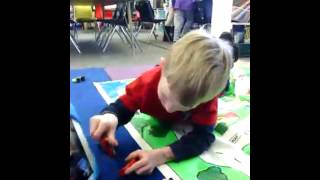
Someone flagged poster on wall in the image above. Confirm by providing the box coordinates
[232,0,250,23]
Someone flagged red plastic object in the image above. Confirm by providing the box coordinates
[95,3,104,19]
[100,139,115,156]
[119,158,138,176]
[105,10,113,19]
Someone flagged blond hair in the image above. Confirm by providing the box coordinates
[163,30,232,107]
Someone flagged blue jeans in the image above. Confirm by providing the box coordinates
[174,9,194,41]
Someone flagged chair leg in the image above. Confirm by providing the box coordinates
[119,26,133,46]
[97,27,107,47]
[134,24,142,38]
[132,31,143,52]
[70,35,81,54]
[153,30,158,40]
[94,22,99,40]
[72,24,78,40]
[99,25,113,47]
[148,23,156,41]
[122,27,143,53]
[115,27,126,44]
[102,26,117,53]
[96,24,107,42]
[101,25,115,50]
[152,23,159,39]
[99,26,111,48]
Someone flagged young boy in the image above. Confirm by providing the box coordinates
[90,30,233,175]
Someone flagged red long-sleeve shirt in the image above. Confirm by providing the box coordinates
[119,65,218,126]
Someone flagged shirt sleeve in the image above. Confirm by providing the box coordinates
[169,124,215,161]
[100,99,136,127]
[168,97,218,160]
[100,76,146,126]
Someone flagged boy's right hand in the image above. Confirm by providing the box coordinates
[90,113,119,146]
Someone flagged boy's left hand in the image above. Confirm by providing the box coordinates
[124,147,174,175]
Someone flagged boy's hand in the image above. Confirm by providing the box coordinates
[90,113,119,146]
[124,147,174,175]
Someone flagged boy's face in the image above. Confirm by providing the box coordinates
[157,57,196,113]
[157,75,191,113]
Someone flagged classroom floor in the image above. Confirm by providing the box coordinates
[70,29,250,79]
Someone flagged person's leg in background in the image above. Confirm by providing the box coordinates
[173,9,185,42]
[165,0,174,26]
[165,8,174,26]
[181,9,194,36]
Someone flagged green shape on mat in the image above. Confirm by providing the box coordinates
[220,106,249,128]
[133,113,171,137]
[242,144,250,155]
[239,95,250,102]
[130,113,249,180]
[143,125,178,148]
[215,122,229,135]
[167,156,212,180]
[131,114,178,148]
[220,96,237,102]
[233,106,250,120]
[213,131,222,137]
[222,77,236,97]
[220,166,250,180]
[168,157,249,180]
[197,166,228,180]
[224,80,235,97]
[149,124,170,137]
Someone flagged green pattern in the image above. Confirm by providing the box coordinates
[130,113,249,180]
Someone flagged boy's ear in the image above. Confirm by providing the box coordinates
[160,57,166,66]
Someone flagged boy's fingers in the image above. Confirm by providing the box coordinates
[136,165,151,175]
[125,159,147,175]
[106,131,118,146]
[93,122,108,140]
[90,117,99,137]
[125,150,140,161]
